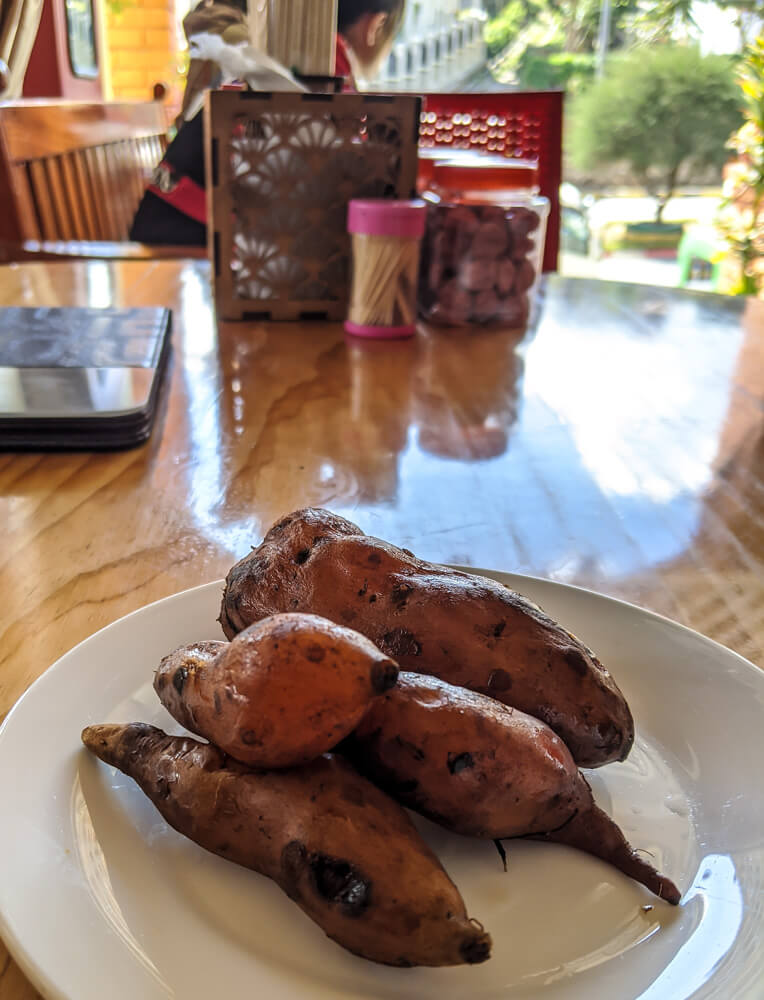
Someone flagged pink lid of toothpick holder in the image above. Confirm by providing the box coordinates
[345,199,426,339]
[347,199,427,240]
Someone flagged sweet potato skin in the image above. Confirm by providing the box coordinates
[343,673,680,904]
[153,614,399,768]
[345,672,586,838]
[81,723,492,967]
[219,508,634,768]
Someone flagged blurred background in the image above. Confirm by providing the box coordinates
[4,0,762,296]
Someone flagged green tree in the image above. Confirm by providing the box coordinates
[633,0,762,47]
[544,0,641,52]
[517,47,596,89]
[631,0,696,42]
[484,0,528,57]
[569,45,744,221]
[485,0,637,85]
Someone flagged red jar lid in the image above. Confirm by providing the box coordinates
[417,148,489,190]
[347,199,427,239]
[432,157,538,192]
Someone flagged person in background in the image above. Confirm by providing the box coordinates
[336,0,405,91]
[129,0,407,246]
[130,0,248,247]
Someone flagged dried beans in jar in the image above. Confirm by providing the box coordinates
[418,157,549,330]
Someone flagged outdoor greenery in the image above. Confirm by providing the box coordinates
[485,0,762,89]
[480,0,762,286]
[633,1,763,46]
[567,46,743,221]
[485,0,527,57]
[716,36,764,295]
[516,46,595,90]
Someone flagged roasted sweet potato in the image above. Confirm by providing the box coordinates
[219,508,634,768]
[343,673,680,904]
[82,723,491,967]
[154,613,398,768]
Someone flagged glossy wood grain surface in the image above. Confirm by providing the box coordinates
[0,259,762,999]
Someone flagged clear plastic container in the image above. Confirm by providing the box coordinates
[418,158,550,330]
[346,199,427,339]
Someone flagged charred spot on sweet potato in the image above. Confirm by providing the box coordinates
[309,854,371,917]
[371,659,399,694]
[391,583,414,609]
[294,548,311,565]
[156,777,172,800]
[240,729,261,746]
[305,644,326,663]
[487,668,512,692]
[473,621,508,644]
[367,552,382,566]
[173,667,188,694]
[597,720,630,758]
[213,691,222,715]
[380,628,421,658]
[564,648,589,677]
[394,735,426,761]
[447,752,474,775]
[280,839,307,900]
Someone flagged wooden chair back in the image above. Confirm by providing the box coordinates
[0,100,168,247]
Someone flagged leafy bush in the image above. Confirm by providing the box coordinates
[517,47,596,91]
[484,1,527,59]
[716,35,764,297]
[569,45,744,220]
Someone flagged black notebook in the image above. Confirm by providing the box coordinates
[0,307,172,451]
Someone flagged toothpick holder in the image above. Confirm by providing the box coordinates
[345,199,426,340]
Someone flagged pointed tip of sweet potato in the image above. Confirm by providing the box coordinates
[543,798,681,905]
[460,924,492,964]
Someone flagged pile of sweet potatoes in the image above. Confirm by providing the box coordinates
[83,508,681,970]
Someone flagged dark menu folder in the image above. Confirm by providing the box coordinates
[0,307,172,450]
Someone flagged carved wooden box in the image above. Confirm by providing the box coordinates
[204,90,421,321]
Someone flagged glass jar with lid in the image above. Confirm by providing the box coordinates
[418,157,550,330]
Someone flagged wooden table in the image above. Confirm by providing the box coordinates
[1,259,762,998]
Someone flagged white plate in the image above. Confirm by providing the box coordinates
[0,572,762,1000]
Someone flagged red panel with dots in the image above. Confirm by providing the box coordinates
[420,92,563,272]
